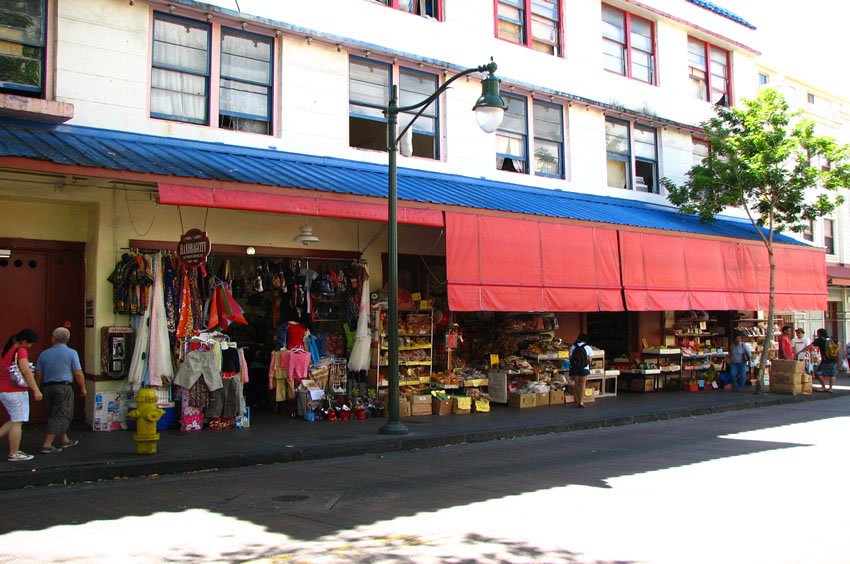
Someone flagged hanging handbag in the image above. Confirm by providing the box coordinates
[7,348,27,388]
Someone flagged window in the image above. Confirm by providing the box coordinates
[495,94,564,178]
[377,0,441,19]
[692,138,709,166]
[687,37,730,105]
[0,0,46,96]
[758,73,769,85]
[606,118,658,193]
[348,57,439,159]
[802,219,814,242]
[601,4,655,84]
[151,14,274,133]
[807,92,815,104]
[824,219,835,254]
[497,0,561,56]
[151,14,210,125]
[219,29,273,134]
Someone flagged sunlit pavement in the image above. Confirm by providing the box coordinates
[0,397,847,563]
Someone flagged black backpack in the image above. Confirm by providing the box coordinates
[569,342,589,376]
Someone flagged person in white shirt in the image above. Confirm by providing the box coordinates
[791,328,812,374]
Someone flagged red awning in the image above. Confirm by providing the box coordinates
[620,231,826,311]
[446,212,624,312]
[827,265,850,286]
[157,183,444,227]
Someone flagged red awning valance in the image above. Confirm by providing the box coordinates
[157,183,444,227]
[446,213,624,312]
[620,231,826,311]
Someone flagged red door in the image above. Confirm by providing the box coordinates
[0,240,85,423]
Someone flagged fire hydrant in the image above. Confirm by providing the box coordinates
[127,388,165,455]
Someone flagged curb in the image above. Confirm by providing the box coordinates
[2,391,836,490]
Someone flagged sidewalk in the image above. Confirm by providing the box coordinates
[1,380,846,490]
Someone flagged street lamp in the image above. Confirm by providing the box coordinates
[378,60,507,435]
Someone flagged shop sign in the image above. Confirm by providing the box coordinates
[177,229,211,268]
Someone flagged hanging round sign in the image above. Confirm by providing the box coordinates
[177,228,211,268]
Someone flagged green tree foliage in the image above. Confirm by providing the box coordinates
[662,88,850,392]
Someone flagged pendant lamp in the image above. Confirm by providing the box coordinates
[293,224,320,245]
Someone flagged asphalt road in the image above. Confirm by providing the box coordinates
[0,396,847,563]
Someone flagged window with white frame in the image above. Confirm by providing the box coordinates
[606,118,658,193]
[802,219,814,242]
[601,4,655,84]
[151,13,274,134]
[0,0,46,97]
[376,0,441,19]
[824,218,835,254]
[496,94,564,178]
[496,0,561,56]
[687,37,731,105]
[348,57,439,159]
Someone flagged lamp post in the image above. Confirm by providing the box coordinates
[377,61,507,435]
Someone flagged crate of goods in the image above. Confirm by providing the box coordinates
[583,388,596,403]
[409,394,432,416]
[473,399,490,413]
[549,389,565,405]
[630,375,654,393]
[507,392,535,409]
[535,392,550,407]
[432,397,452,415]
[452,396,472,414]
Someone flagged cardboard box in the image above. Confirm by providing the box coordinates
[770,382,802,395]
[630,376,654,393]
[535,392,550,407]
[299,379,325,401]
[410,394,431,406]
[549,389,565,405]
[583,388,596,403]
[771,359,805,376]
[507,393,535,409]
[452,396,472,414]
[473,399,490,413]
[802,382,813,394]
[432,398,452,415]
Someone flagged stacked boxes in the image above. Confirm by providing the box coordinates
[770,360,806,395]
[409,394,432,416]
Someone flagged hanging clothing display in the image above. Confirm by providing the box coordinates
[108,253,153,315]
[348,263,371,373]
[148,254,175,387]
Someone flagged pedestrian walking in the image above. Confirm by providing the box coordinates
[728,333,752,390]
[569,334,594,408]
[812,328,838,393]
[0,329,43,462]
[35,327,86,453]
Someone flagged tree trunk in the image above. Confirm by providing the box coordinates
[755,243,776,395]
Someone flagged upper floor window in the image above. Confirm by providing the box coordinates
[497,0,561,56]
[601,4,655,84]
[151,13,273,134]
[802,219,814,242]
[758,72,769,86]
[348,57,440,159]
[687,37,730,106]
[824,218,835,254]
[0,0,46,97]
[606,117,658,193]
[496,93,565,178]
[376,0,441,19]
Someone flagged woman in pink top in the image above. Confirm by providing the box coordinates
[0,329,43,461]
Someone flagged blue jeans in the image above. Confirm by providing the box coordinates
[729,362,748,389]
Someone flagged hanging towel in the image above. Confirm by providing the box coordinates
[347,264,371,372]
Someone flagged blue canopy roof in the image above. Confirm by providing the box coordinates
[0,119,801,245]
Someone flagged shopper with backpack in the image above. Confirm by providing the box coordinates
[812,328,838,393]
[569,334,594,408]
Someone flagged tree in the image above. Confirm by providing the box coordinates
[662,88,850,393]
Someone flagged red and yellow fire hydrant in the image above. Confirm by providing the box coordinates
[127,388,165,455]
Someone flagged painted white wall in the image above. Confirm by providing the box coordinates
[52,0,758,207]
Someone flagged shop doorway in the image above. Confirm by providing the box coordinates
[586,311,634,359]
[0,239,86,423]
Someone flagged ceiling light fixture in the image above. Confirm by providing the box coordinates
[293,224,319,246]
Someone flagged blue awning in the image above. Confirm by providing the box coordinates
[0,118,802,245]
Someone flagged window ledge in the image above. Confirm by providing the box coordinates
[0,94,74,124]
